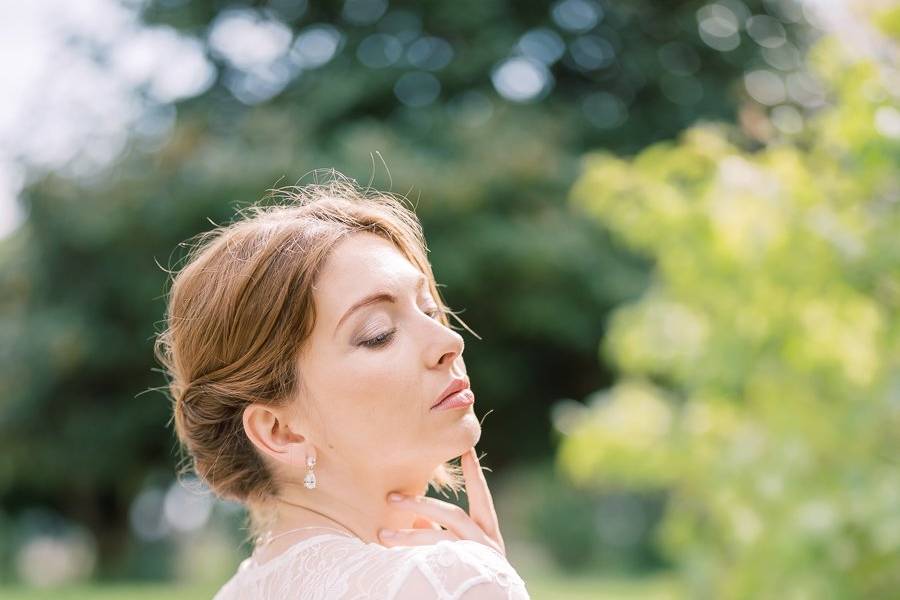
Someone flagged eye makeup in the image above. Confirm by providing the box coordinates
[357,307,441,350]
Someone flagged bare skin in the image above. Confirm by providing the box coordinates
[243,233,504,563]
[379,446,506,557]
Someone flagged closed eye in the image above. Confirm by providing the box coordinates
[359,306,443,349]
[360,329,396,348]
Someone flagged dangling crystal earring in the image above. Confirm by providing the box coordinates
[304,455,317,489]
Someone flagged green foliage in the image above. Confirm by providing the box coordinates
[528,472,602,572]
[519,460,665,575]
[561,7,900,599]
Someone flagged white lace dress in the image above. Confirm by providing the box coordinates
[212,530,531,599]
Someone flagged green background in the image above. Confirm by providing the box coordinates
[1,1,897,598]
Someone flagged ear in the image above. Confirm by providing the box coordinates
[242,402,306,468]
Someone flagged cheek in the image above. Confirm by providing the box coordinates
[347,361,418,409]
[325,347,423,425]
[325,369,423,458]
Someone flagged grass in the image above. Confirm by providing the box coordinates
[0,571,679,600]
[0,584,220,600]
[526,569,680,600]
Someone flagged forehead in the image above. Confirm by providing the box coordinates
[315,232,424,306]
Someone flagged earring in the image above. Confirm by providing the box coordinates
[304,455,317,489]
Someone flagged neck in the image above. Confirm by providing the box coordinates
[267,456,434,546]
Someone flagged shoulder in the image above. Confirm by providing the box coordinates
[384,540,530,600]
[211,535,530,600]
[210,534,360,598]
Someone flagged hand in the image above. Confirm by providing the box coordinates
[379,447,506,557]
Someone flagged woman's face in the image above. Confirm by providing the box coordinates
[295,232,481,476]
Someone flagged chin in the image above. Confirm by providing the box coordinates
[431,412,481,458]
[453,414,482,450]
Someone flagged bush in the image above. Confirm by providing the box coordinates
[525,460,667,574]
[559,5,900,598]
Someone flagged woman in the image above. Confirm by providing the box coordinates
[155,173,530,599]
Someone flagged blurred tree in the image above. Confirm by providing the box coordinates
[0,0,816,576]
[561,4,900,597]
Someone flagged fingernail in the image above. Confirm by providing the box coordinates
[388,493,404,502]
[380,529,395,538]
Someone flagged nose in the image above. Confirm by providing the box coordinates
[430,322,465,370]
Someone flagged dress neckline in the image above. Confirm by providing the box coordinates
[245,532,355,572]
[237,534,514,583]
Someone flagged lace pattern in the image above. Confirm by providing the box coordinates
[213,533,530,599]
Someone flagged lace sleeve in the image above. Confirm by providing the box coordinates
[385,539,530,600]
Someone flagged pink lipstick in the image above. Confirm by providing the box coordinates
[431,388,475,411]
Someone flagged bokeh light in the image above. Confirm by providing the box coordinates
[491,57,554,103]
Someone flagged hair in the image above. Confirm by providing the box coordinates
[153,170,476,544]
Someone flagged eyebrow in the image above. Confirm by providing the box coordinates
[334,272,428,337]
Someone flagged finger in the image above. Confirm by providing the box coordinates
[388,494,484,541]
[379,527,458,547]
[461,447,500,536]
[412,517,441,530]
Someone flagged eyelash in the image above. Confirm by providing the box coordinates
[360,308,442,349]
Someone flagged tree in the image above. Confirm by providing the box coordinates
[561,4,900,597]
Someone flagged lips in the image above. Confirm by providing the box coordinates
[432,376,470,409]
